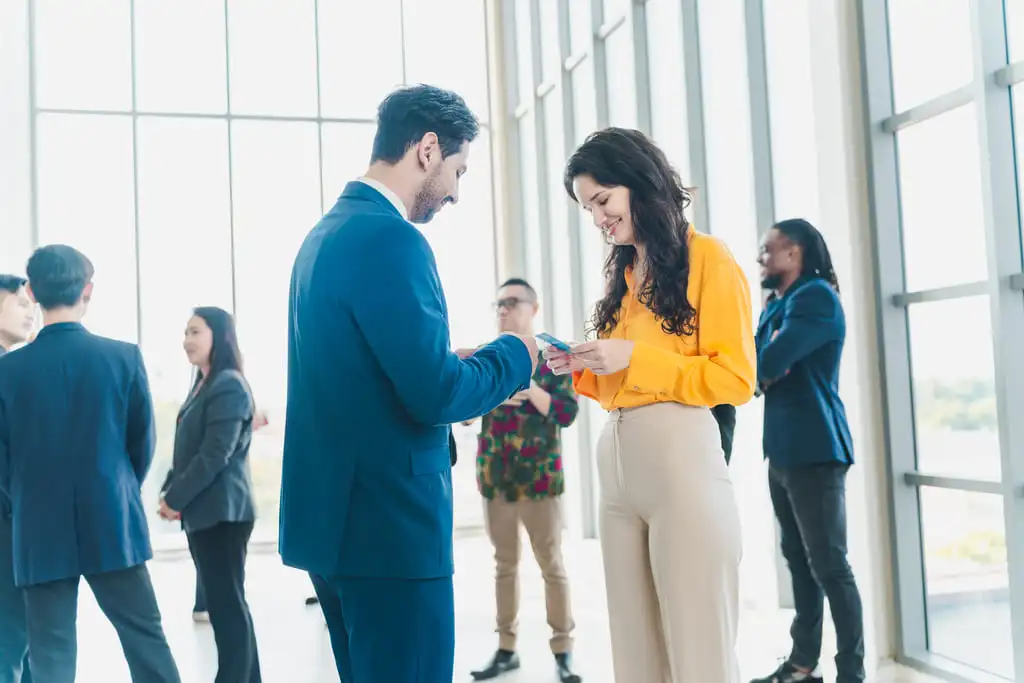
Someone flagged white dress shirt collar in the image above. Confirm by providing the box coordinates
[357,177,408,221]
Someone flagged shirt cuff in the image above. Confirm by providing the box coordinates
[623,341,677,397]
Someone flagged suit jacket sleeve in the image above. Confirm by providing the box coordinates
[350,220,533,426]
[0,390,9,501]
[758,283,841,382]
[163,374,250,512]
[126,346,156,483]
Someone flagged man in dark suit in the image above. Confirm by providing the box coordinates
[0,275,34,683]
[750,219,864,683]
[0,245,179,683]
[280,84,537,683]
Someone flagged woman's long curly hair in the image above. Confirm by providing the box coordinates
[564,128,696,339]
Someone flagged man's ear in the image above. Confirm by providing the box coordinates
[417,132,440,170]
[82,281,94,303]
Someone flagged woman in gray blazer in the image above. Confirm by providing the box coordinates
[159,307,261,683]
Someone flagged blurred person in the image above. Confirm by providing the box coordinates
[712,403,737,464]
[545,128,756,683]
[0,245,179,683]
[750,219,863,683]
[0,275,33,683]
[280,84,537,683]
[160,306,261,683]
[468,278,581,683]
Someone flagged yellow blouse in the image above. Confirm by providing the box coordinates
[573,228,757,410]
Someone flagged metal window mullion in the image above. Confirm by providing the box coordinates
[555,0,597,539]
[679,0,709,233]
[500,0,525,278]
[128,0,144,347]
[527,0,554,334]
[590,0,609,129]
[744,0,774,234]
[972,2,1024,678]
[313,0,325,213]
[27,0,39,252]
[856,0,928,660]
[631,1,651,134]
[223,0,238,317]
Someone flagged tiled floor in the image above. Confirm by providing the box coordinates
[70,535,939,683]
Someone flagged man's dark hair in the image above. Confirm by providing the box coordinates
[498,277,537,302]
[26,244,94,310]
[370,84,480,164]
[0,275,27,298]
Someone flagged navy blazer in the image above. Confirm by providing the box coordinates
[0,322,156,586]
[756,277,853,468]
[162,370,256,533]
[279,181,533,580]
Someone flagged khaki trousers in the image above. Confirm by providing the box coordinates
[484,496,574,654]
[597,402,742,683]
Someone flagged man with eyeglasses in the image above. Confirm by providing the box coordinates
[468,278,582,683]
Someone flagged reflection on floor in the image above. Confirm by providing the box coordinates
[71,535,940,683]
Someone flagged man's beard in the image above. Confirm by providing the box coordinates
[410,172,446,224]
[760,273,783,291]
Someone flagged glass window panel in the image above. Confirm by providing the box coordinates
[764,0,821,226]
[568,0,592,56]
[604,25,637,129]
[231,120,322,536]
[320,122,376,212]
[135,117,234,542]
[602,0,629,22]
[1010,85,1024,242]
[909,296,1000,480]
[227,0,318,117]
[921,487,1011,678]
[887,0,974,112]
[34,0,132,111]
[36,113,138,343]
[571,56,598,146]
[539,0,563,85]
[518,115,546,299]
[134,1,227,114]
[646,0,690,180]
[403,0,491,124]
[1008,0,1024,63]
[896,105,987,291]
[514,0,536,107]
[542,90,575,343]
[417,130,497,530]
[318,0,402,119]
[697,0,758,282]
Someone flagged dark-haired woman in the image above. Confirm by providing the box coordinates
[752,219,863,683]
[159,307,261,683]
[545,128,755,682]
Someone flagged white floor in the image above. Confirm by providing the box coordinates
[69,534,940,683]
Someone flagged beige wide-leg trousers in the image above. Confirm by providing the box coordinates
[597,402,742,683]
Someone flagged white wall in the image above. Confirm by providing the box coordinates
[0,0,34,273]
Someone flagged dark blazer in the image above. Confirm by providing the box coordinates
[0,322,155,586]
[756,277,854,468]
[279,181,533,580]
[161,369,256,533]
[711,404,736,464]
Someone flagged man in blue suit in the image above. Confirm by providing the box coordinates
[280,84,537,683]
[0,275,34,683]
[750,219,864,683]
[0,245,179,683]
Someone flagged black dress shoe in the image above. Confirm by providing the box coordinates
[304,595,319,605]
[555,652,581,683]
[470,650,520,680]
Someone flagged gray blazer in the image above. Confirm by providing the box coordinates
[162,369,256,533]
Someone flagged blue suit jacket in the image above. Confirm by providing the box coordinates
[279,181,533,580]
[0,322,156,586]
[756,277,854,468]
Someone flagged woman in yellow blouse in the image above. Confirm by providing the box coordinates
[545,128,756,683]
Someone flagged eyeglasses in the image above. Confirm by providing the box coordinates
[494,297,531,311]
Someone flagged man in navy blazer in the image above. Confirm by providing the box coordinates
[0,245,179,683]
[751,219,864,683]
[280,84,537,683]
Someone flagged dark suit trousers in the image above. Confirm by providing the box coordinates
[0,518,29,683]
[769,463,865,683]
[188,521,261,683]
[310,572,455,683]
[23,564,179,683]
